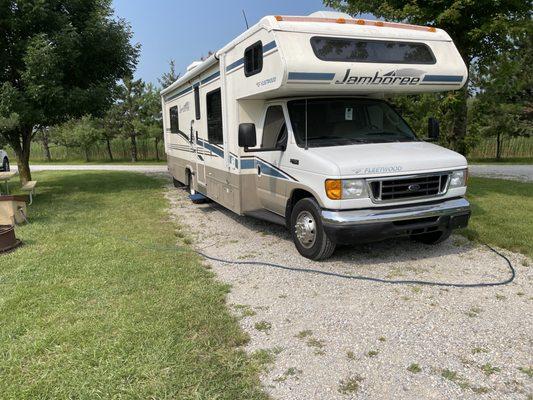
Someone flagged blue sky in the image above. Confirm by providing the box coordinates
[112,0,337,85]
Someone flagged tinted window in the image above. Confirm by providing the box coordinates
[206,89,223,144]
[244,41,263,76]
[311,37,435,64]
[261,105,286,148]
[194,85,200,120]
[287,98,417,148]
[169,106,179,133]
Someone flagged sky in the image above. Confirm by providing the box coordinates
[112,0,338,85]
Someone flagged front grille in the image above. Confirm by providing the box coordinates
[369,173,449,202]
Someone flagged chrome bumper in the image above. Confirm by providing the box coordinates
[321,198,471,227]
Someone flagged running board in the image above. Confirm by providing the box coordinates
[244,209,286,226]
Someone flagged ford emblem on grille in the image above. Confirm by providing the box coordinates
[408,184,421,191]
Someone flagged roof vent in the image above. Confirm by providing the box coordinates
[186,61,202,72]
[308,11,352,19]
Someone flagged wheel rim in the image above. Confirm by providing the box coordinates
[295,211,317,249]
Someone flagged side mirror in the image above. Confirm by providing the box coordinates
[238,123,257,148]
[428,117,440,141]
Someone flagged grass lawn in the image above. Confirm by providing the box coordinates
[0,171,267,399]
[28,159,167,165]
[461,177,533,257]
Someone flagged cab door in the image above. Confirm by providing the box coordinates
[255,104,290,215]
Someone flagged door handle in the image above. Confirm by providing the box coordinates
[257,165,261,176]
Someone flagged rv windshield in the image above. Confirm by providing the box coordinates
[287,98,417,148]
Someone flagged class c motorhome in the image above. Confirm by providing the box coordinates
[160,11,471,260]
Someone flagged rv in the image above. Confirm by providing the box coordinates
[160,11,471,260]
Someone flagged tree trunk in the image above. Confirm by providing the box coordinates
[42,133,52,161]
[496,132,502,160]
[450,86,469,155]
[84,147,90,162]
[154,138,160,161]
[11,127,32,184]
[130,133,138,162]
[105,138,114,161]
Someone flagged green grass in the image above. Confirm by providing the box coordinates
[0,171,266,399]
[29,159,167,165]
[461,177,533,257]
[407,363,422,373]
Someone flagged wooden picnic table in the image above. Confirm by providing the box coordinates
[0,171,18,195]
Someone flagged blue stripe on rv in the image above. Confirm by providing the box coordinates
[422,75,463,82]
[201,71,220,85]
[165,86,192,101]
[194,141,293,181]
[287,72,336,81]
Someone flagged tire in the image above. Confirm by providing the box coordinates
[290,197,336,260]
[2,158,9,172]
[411,229,452,245]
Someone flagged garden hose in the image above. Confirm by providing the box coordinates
[96,232,516,288]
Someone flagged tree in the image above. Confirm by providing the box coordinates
[34,127,53,161]
[158,60,180,89]
[113,77,146,162]
[49,116,103,162]
[138,83,164,161]
[0,0,139,182]
[469,22,532,159]
[324,0,531,155]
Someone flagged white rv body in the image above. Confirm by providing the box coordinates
[161,13,471,259]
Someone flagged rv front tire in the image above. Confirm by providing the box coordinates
[291,198,336,260]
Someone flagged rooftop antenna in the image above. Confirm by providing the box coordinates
[242,9,249,29]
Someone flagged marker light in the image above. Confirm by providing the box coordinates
[325,179,342,200]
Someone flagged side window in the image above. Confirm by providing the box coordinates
[206,89,223,145]
[244,41,263,77]
[169,106,179,133]
[261,105,286,149]
[194,85,200,120]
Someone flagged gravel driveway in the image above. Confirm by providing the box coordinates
[469,165,533,182]
[167,187,532,400]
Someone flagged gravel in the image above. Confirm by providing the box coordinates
[166,186,532,400]
[469,165,533,183]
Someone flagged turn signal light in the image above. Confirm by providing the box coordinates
[325,179,342,200]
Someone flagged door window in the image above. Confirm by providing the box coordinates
[261,105,286,149]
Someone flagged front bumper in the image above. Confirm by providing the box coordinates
[321,197,471,244]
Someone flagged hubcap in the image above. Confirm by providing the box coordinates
[295,211,316,249]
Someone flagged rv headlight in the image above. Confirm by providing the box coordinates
[342,179,367,199]
[326,179,368,200]
[449,169,468,188]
